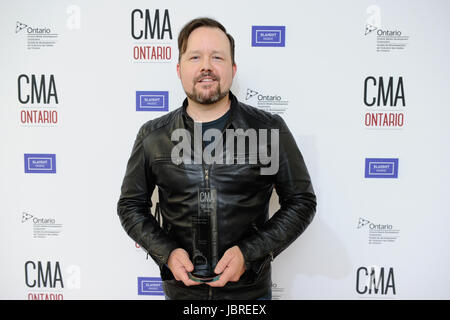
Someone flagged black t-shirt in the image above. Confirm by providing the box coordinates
[198,108,231,148]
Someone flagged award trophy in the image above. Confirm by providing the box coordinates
[188,187,220,283]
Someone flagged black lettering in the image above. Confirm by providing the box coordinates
[161,9,172,40]
[356,267,368,294]
[378,77,393,106]
[53,262,64,288]
[25,261,36,288]
[394,77,405,106]
[364,76,376,106]
[145,9,160,39]
[385,268,396,295]
[131,9,143,39]
[38,261,52,288]
[18,74,29,104]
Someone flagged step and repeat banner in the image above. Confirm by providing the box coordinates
[1,0,449,300]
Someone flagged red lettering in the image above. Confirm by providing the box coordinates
[51,110,58,123]
[28,292,63,300]
[365,112,404,128]
[397,113,404,126]
[21,110,27,123]
[19,109,58,124]
[133,45,171,61]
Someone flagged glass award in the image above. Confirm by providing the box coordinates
[188,187,220,283]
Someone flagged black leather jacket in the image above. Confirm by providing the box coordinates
[117,92,316,299]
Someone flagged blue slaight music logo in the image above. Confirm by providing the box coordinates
[136,91,169,111]
[365,158,399,178]
[252,26,285,47]
[24,154,56,174]
[137,277,164,295]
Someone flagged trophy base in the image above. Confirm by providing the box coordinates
[188,272,220,283]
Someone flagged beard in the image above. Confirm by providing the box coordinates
[185,72,229,105]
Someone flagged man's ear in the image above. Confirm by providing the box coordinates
[177,63,181,79]
[232,63,237,78]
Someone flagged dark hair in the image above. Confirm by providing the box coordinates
[178,17,236,65]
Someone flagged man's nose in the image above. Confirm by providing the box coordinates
[200,57,213,72]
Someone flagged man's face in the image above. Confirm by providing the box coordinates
[177,26,237,105]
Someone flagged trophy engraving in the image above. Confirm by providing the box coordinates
[189,187,219,282]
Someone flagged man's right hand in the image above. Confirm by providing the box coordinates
[167,248,201,286]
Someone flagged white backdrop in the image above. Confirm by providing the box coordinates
[1,0,450,300]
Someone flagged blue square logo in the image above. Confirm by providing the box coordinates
[24,154,56,174]
[136,91,169,111]
[137,277,164,296]
[365,158,399,178]
[252,26,286,47]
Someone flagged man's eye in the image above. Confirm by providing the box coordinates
[190,56,199,60]
[213,56,223,60]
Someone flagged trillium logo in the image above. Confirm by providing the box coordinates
[246,89,258,100]
[357,217,371,229]
[365,24,377,35]
[16,21,28,33]
[22,212,34,223]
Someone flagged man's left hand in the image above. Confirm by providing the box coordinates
[207,245,246,287]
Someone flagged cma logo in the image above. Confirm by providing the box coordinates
[356,266,396,296]
[364,76,405,107]
[18,74,58,105]
[25,261,80,289]
[131,9,172,40]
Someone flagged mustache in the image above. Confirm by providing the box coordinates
[194,72,219,82]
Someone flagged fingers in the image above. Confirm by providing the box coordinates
[178,269,201,286]
[168,246,246,288]
[214,250,233,275]
[176,250,194,273]
[167,248,199,286]
[207,267,232,287]
[208,246,246,287]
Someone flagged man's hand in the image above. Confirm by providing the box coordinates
[207,245,246,287]
[167,248,201,286]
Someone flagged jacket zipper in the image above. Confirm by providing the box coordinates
[201,110,233,301]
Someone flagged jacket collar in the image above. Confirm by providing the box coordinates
[181,91,250,131]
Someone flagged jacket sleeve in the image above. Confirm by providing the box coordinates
[117,125,179,267]
[238,115,317,273]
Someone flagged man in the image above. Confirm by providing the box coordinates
[117,17,316,300]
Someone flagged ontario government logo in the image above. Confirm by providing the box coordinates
[251,26,285,47]
[357,217,400,245]
[364,5,409,53]
[363,76,406,130]
[22,211,63,239]
[15,21,59,49]
[136,91,169,111]
[131,9,173,63]
[245,88,289,115]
